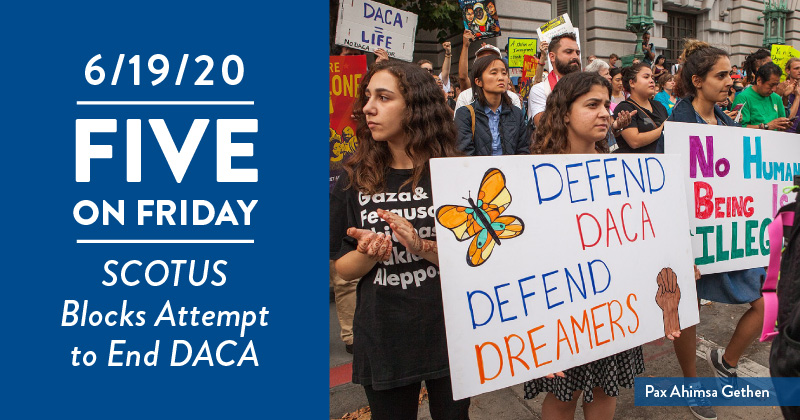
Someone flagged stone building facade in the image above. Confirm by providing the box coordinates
[413,0,800,77]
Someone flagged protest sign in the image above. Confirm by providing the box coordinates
[536,14,574,45]
[665,122,800,274]
[334,0,418,62]
[536,15,580,72]
[431,154,698,399]
[459,0,501,40]
[521,55,538,81]
[518,56,537,112]
[330,55,367,191]
[508,38,537,68]
[771,44,800,82]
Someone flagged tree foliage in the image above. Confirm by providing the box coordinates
[330,0,463,53]
[382,0,463,41]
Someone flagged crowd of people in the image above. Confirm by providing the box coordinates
[330,31,800,420]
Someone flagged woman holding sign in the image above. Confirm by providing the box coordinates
[330,61,470,420]
[668,39,767,420]
[526,72,680,419]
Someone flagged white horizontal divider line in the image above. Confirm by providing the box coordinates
[76,101,254,105]
[77,239,254,244]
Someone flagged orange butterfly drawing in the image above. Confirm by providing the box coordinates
[436,168,525,267]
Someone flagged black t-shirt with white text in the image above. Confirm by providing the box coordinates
[330,168,450,390]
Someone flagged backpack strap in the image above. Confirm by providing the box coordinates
[762,210,795,342]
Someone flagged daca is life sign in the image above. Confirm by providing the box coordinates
[430,155,698,399]
[334,0,418,62]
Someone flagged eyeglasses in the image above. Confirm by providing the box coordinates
[424,68,434,74]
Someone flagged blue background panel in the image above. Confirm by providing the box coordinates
[0,2,328,418]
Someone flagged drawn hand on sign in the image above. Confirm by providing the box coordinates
[377,209,436,255]
[655,267,682,340]
[347,227,392,262]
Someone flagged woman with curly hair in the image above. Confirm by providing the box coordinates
[527,72,680,419]
[330,61,470,419]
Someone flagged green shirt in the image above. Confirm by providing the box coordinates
[732,86,786,127]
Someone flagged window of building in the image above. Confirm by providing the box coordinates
[552,0,581,28]
[664,11,697,65]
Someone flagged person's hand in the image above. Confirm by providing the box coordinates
[768,117,792,130]
[778,79,795,97]
[723,109,739,120]
[374,48,389,63]
[655,267,682,340]
[694,265,701,281]
[612,110,637,130]
[347,227,392,261]
[377,209,435,255]
[539,41,549,54]
[545,371,566,379]
[463,30,475,48]
[442,41,451,55]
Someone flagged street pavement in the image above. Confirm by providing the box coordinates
[330,300,782,419]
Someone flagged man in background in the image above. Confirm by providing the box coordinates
[527,32,581,125]
[641,32,655,66]
[609,53,620,68]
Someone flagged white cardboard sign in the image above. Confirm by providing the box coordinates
[334,0,418,62]
[430,154,698,399]
[664,121,800,274]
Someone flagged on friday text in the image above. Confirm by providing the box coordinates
[73,199,257,226]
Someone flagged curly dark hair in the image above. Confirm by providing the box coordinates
[345,61,459,194]
[673,39,728,98]
[743,48,771,85]
[532,72,611,154]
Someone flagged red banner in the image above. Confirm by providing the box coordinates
[520,55,538,83]
[330,55,368,191]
